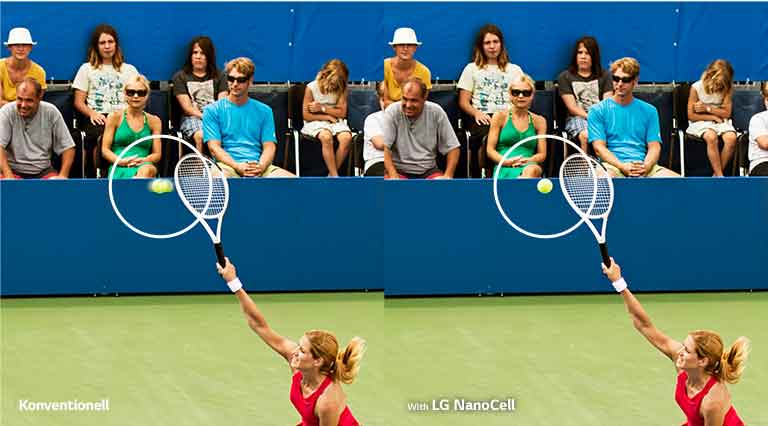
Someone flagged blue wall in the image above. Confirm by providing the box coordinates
[1,179,766,296]
[2,2,767,83]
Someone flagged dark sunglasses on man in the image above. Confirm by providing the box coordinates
[227,75,251,84]
[612,75,635,84]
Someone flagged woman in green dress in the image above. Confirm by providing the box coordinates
[101,74,162,178]
[486,73,547,178]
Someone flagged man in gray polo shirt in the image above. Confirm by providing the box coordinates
[382,77,460,179]
[0,77,74,179]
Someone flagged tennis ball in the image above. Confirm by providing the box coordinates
[149,179,164,194]
[160,179,174,193]
[537,178,553,194]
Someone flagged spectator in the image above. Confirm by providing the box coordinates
[558,36,613,152]
[0,77,74,179]
[362,81,394,176]
[382,77,460,179]
[203,57,294,178]
[686,59,738,176]
[383,28,431,102]
[101,75,162,179]
[0,27,47,107]
[458,24,524,178]
[73,24,139,178]
[748,82,768,176]
[172,36,228,153]
[301,59,353,177]
[486,74,547,178]
[588,57,678,178]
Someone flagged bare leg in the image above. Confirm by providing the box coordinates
[702,130,723,176]
[317,130,338,177]
[193,131,204,153]
[134,164,157,178]
[578,130,588,153]
[520,164,543,178]
[335,132,352,175]
[720,131,737,174]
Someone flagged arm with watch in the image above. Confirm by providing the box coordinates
[302,86,340,123]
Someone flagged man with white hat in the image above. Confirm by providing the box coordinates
[383,27,431,102]
[1,27,47,106]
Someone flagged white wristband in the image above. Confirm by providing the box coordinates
[612,278,628,293]
[227,278,243,293]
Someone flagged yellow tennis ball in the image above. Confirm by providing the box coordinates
[149,179,164,194]
[537,178,553,194]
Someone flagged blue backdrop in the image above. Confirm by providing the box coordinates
[1,178,766,296]
[2,2,767,83]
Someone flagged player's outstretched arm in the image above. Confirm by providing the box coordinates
[217,258,298,363]
[602,258,682,362]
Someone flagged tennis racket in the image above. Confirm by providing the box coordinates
[559,153,615,266]
[174,153,230,267]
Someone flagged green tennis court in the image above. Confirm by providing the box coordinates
[2,291,765,425]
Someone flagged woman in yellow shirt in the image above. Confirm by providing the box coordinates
[383,27,431,102]
[0,27,47,106]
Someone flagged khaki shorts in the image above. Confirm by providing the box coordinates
[217,162,285,178]
[602,162,668,177]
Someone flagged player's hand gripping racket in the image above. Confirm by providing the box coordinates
[559,154,615,266]
[174,153,230,267]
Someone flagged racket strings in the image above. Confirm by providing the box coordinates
[177,156,214,214]
[561,157,612,217]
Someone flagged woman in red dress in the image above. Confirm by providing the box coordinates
[602,257,750,426]
[217,258,365,425]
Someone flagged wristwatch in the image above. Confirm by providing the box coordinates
[706,106,711,113]
[321,106,326,113]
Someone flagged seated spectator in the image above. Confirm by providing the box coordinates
[383,28,432,102]
[748,81,768,176]
[686,59,738,176]
[101,75,162,179]
[458,24,524,178]
[486,74,547,179]
[301,59,353,177]
[588,57,679,178]
[203,57,294,178]
[362,81,394,176]
[73,24,138,177]
[0,77,74,179]
[172,36,228,153]
[382,77,460,179]
[1,27,47,107]
[558,36,613,152]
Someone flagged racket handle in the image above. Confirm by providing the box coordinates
[214,242,226,268]
[599,243,611,267]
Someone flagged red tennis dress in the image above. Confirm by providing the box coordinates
[290,371,359,426]
[675,371,743,426]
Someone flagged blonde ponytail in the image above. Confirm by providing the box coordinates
[334,337,366,385]
[720,336,750,384]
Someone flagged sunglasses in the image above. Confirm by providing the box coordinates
[125,89,148,97]
[510,89,533,98]
[227,75,251,84]
[612,75,635,84]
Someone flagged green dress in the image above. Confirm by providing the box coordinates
[494,111,538,179]
[109,111,152,179]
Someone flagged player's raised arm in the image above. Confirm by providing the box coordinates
[217,257,298,363]
[602,258,683,362]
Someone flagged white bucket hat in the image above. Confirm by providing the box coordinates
[388,27,421,46]
[4,27,37,46]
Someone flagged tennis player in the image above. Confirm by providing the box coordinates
[217,257,365,426]
[602,257,750,426]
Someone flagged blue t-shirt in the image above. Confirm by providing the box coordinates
[202,98,276,163]
[587,98,661,163]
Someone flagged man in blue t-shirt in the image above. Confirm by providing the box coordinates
[203,57,294,178]
[588,57,678,178]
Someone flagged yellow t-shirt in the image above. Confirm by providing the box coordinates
[383,58,432,101]
[0,58,48,102]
